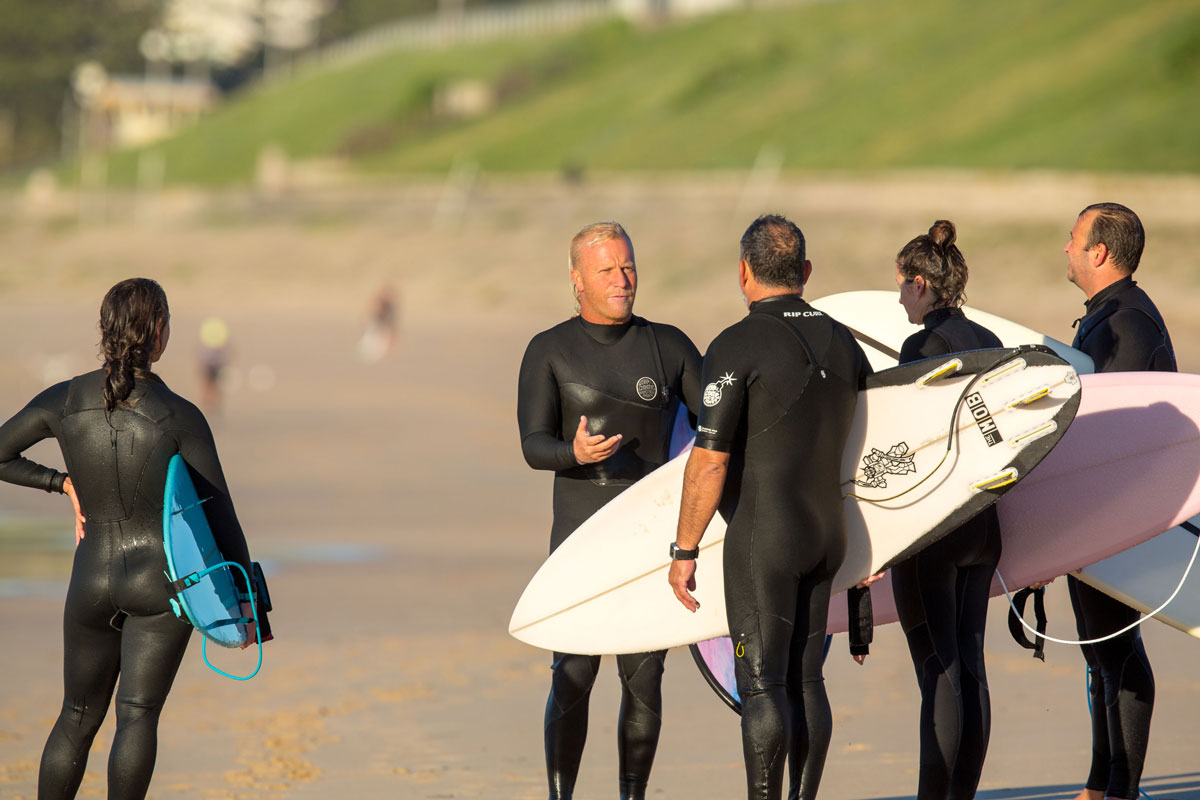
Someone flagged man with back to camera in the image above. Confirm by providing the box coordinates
[668,214,871,800]
[1063,203,1175,800]
[517,221,703,800]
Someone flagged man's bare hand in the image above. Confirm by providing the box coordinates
[573,416,622,464]
[63,477,86,546]
[857,571,885,589]
[239,602,258,650]
[669,558,700,612]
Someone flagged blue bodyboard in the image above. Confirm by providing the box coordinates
[162,454,248,648]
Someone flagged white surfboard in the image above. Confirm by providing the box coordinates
[811,290,1200,640]
[510,346,1080,654]
[810,290,1096,375]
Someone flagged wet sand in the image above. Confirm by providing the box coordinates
[1,172,1198,799]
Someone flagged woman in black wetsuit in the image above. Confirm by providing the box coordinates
[0,278,255,800]
[891,221,1002,800]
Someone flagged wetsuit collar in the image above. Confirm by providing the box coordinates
[1084,275,1135,312]
[748,293,806,312]
[577,314,636,345]
[921,306,964,329]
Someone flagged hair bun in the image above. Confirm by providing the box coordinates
[928,219,956,249]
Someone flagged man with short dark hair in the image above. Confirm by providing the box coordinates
[518,221,702,800]
[668,214,870,800]
[1064,201,1175,800]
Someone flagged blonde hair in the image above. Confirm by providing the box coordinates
[568,221,633,314]
[568,221,632,273]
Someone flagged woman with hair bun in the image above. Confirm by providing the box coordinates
[891,221,1003,800]
[0,278,255,800]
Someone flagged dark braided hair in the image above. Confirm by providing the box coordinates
[99,278,169,412]
[896,220,969,308]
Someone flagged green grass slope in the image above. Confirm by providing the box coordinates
[103,0,1200,185]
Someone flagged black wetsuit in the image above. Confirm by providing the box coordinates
[693,295,869,800]
[891,306,1003,800]
[517,315,702,800]
[0,369,251,800]
[1068,275,1174,800]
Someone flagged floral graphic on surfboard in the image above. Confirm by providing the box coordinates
[854,442,916,489]
[703,373,736,407]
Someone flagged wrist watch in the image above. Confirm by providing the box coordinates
[669,542,699,560]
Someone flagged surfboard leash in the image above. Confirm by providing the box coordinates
[996,524,1200,647]
[201,560,264,680]
[170,560,264,681]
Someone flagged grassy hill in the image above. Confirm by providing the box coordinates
[101,0,1200,185]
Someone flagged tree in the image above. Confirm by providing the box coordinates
[0,0,158,167]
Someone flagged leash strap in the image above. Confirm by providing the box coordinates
[1007,585,1048,660]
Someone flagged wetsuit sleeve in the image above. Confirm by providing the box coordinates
[855,339,874,389]
[0,383,69,494]
[680,337,703,419]
[517,335,577,471]
[657,324,704,418]
[1082,308,1174,373]
[898,329,950,365]
[694,327,748,453]
[173,406,253,592]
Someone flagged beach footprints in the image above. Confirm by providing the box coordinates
[222,708,332,795]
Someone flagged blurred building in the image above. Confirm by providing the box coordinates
[88,76,218,149]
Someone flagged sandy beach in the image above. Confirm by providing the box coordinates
[1,172,1198,799]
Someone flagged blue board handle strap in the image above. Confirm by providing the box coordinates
[202,617,254,630]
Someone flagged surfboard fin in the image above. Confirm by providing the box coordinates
[1011,421,1058,446]
[1009,386,1052,407]
[979,358,1027,385]
[973,468,1019,492]
[918,358,962,385]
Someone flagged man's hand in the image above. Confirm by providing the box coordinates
[239,602,258,650]
[857,571,885,589]
[573,415,622,464]
[63,477,86,546]
[669,558,700,612]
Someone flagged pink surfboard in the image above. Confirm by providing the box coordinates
[695,371,1200,712]
[826,371,1200,632]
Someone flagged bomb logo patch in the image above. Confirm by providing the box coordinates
[703,373,737,407]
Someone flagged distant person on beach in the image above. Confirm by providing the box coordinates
[1063,203,1174,800]
[889,220,1003,800]
[517,221,702,800]
[358,284,400,363]
[0,278,257,800]
[198,315,231,412]
[668,214,870,800]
